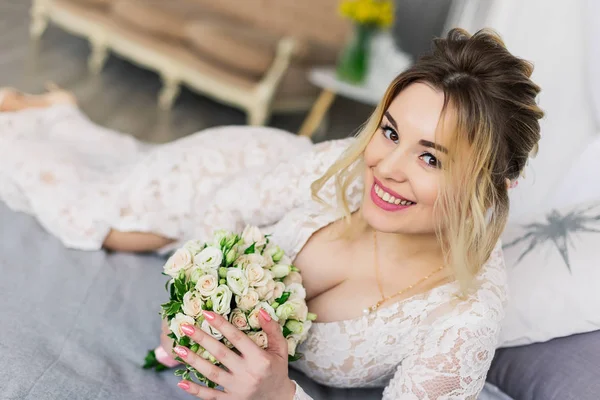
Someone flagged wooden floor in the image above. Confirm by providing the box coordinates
[0,0,372,143]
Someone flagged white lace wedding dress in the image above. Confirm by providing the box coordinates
[0,104,507,399]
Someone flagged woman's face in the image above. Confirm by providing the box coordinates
[362,82,455,235]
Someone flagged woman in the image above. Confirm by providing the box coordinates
[0,29,542,399]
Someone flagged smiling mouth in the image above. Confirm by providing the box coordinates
[370,179,416,212]
[373,184,416,206]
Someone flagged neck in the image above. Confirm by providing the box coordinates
[349,213,444,265]
[375,230,443,264]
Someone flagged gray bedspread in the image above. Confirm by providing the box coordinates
[0,202,511,400]
[0,202,385,399]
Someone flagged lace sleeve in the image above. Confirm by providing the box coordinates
[191,139,351,242]
[382,316,500,399]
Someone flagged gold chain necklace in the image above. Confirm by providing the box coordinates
[363,231,446,316]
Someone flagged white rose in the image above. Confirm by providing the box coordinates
[229,308,250,331]
[226,269,249,296]
[252,269,273,288]
[211,285,233,315]
[235,254,267,270]
[241,225,267,251]
[286,335,300,356]
[283,271,303,286]
[194,247,223,270]
[247,331,268,349]
[300,320,312,341]
[275,302,295,321]
[288,298,309,321]
[264,244,285,263]
[286,282,307,300]
[256,278,276,301]
[270,282,286,302]
[201,319,223,340]
[182,291,204,317]
[183,239,205,255]
[271,264,291,279]
[169,313,195,340]
[248,302,278,329]
[245,264,265,286]
[163,248,194,278]
[195,270,219,297]
[236,289,260,312]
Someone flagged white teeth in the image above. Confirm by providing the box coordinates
[374,183,415,206]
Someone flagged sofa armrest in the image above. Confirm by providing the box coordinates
[255,37,297,103]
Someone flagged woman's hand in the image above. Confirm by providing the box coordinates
[173,309,296,400]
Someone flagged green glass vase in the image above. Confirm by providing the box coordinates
[336,24,373,84]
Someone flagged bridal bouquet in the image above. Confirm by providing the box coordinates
[143,226,315,387]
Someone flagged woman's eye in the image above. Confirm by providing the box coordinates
[382,127,399,143]
[421,153,441,168]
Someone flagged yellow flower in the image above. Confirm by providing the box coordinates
[339,0,394,28]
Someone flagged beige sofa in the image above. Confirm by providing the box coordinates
[30,0,350,125]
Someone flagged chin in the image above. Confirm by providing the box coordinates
[360,193,436,235]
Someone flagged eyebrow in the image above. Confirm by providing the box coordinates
[419,140,448,154]
[384,111,448,154]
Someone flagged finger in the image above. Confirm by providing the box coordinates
[258,308,288,359]
[180,323,243,372]
[202,311,262,358]
[177,380,224,400]
[173,345,233,389]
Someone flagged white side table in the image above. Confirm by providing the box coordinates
[298,32,413,138]
[297,68,382,138]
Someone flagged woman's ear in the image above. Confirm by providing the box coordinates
[506,178,518,190]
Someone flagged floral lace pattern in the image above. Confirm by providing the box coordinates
[0,106,508,399]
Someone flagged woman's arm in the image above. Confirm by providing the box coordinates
[382,314,501,399]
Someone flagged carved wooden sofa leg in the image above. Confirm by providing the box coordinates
[159,74,181,110]
[30,0,50,40]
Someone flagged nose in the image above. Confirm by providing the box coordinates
[376,146,409,183]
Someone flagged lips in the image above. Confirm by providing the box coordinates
[370,177,416,212]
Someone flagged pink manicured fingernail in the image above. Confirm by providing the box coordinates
[173,346,188,358]
[259,308,272,322]
[203,310,216,320]
[178,381,190,390]
[181,324,195,336]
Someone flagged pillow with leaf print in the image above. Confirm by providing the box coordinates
[498,199,600,347]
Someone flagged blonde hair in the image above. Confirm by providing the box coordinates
[311,28,544,292]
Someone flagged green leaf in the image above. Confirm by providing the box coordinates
[190,343,200,353]
[275,291,290,305]
[173,276,187,299]
[207,380,217,389]
[174,369,186,377]
[169,280,175,298]
[193,370,205,381]
[142,350,172,372]
[282,326,292,337]
[161,301,182,318]
[142,349,158,369]
[179,336,191,347]
[167,332,177,340]
[182,371,191,381]
[288,352,303,362]
[244,243,256,254]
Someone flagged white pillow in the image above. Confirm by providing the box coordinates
[499,199,600,347]
[549,135,600,209]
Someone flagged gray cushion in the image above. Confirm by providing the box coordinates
[0,201,382,399]
[488,331,600,400]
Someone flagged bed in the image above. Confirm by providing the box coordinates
[0,200,526,399]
